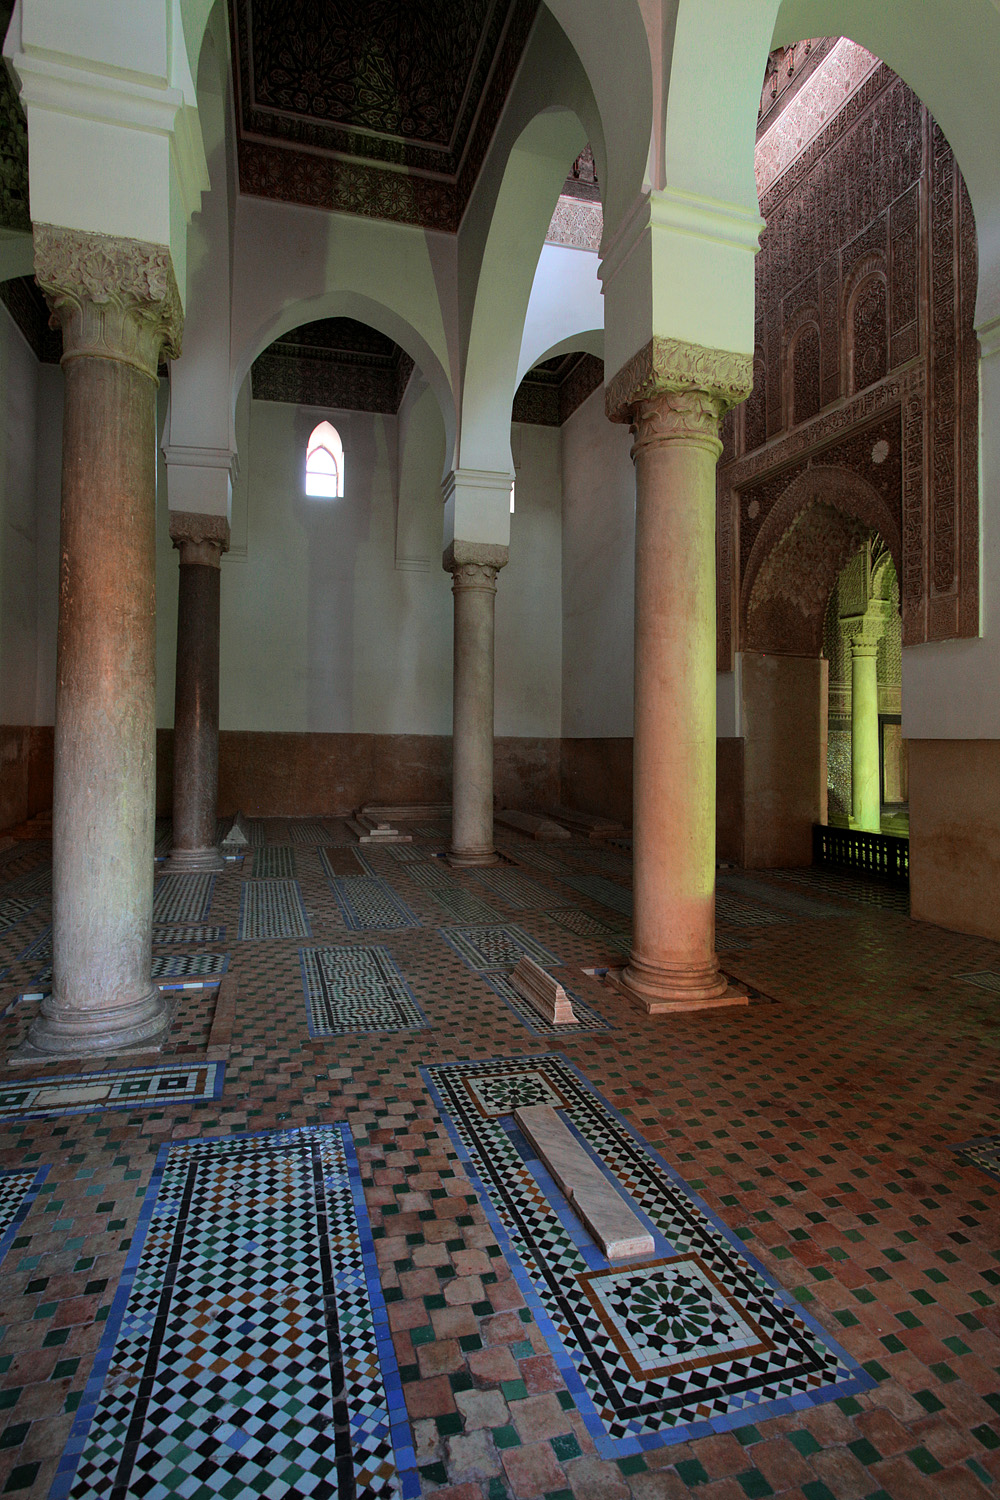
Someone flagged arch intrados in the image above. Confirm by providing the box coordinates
[740,464,902,634]
[232,292,457,473]
[842,253,887,312]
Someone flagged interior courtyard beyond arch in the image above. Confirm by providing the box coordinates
[0,4,997,1498]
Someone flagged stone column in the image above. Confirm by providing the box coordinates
[444,541,508,866]
[606,338,752,1013]
[165,512,229,872]
[850,640,881,832]
[26,225,182,1058]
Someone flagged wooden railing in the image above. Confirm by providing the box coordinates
[812,824,909,885]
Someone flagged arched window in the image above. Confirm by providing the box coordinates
[305,421,344,497]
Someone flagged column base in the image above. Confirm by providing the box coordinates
[17,984,172,1061]
[447,848,500,868]
[164,845,226,873]
[605,959,749,1015]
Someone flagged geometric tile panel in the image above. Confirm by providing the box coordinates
[150,952,229,980]
[556,873,633,917]
[330,877,420,932]
[50,1124,417,1500]
[545,908,631,955]
[238,879,311,940]
[423,1054,873,1455]
[0,1062,225,1122]
[469,867,552,909]
[16,925,51,965]
[0,895,37,933]
[482,971,613,1035]
[251,845,296,878]
[715,894,788,928]
[152,874,215,924]
[299,945,428,1037]
[950,1134,1000,1182]
[405,866,500,923]
[717,874,847,920]
[288,819,333,843]
[502,845,571,876]
[5,865,52,900]
[438,924,561,973]
[152,925,226,945]
[0,1166,49,1267]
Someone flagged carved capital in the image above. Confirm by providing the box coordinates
[33,224,183,379]
[844,597,893,651]
[629,389,725,462]
[442,540,509,580]
[606,335,753,424]
[169,510,230,568]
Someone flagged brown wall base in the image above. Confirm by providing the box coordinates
[741,652,828,867]
[559,738,633,826]
[156,730,561,819]
[716,738,744,865]
[909,739,1000,942]
[0,726,54,830]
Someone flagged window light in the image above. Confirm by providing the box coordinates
[305,420,344,498]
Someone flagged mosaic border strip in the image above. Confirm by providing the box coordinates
[0,1062,225,1122]
[152,925,226,945]
[150,952,229,980]
[422,1053,873,1457]
[481,971,614,1036]
[953,970,1000,994]
[950,1133,1000,1183]
[50,1123,419,1500]
[0,1166,49,1267]
[299,945,429,1038]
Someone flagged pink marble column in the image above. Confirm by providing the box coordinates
[25,226,182,1058]
[166,513,229,873]
[445,542,508,866]
[606,339,752,1013]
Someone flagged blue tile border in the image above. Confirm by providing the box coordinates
[421,1051,874,1458]
[0,1166,49,1267]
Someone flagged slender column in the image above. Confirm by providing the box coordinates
[445,541,507,866]
[26,225,182,1057]
[165,513,229,872]
[606,337,752,1013]
[850,641,881,831]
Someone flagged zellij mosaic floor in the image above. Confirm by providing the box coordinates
[0,818,996,1500]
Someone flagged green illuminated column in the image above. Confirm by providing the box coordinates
[850,639,881,832]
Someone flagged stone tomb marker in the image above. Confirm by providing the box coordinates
[514,1102,654,1261]
[510,956,577,1025]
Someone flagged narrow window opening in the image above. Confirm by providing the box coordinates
[305,420,344,498]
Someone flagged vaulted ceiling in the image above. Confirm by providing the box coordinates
[229,0,541,231]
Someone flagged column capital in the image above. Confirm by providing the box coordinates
[628,389,726,462]
[169,510,230,568]
[33,224,183,378]
[443,539,509,588]
[844,597,893,651]
[606,334,753,424]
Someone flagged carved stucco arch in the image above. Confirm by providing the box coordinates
[842,253,889,396]
[783,306,821,427]
[740,464,902,655]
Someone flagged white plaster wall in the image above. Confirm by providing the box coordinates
[497,423,563,737]
[560,385,635,736]
[0,303,39,724]
[158,388,562,736]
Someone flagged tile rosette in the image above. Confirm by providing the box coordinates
[423,1053,873,1452]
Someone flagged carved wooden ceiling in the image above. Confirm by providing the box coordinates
[251,317,416,412]
[230,0,540,231]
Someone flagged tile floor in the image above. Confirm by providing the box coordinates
[0,822,996,1499]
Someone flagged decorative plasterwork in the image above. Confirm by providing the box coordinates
[544,195,602,252]
[606,336,753,424]
[230,0,540,231]
[168,510,231,568]
[757,39,837,139]
[513,352,603,426]
[33,224,182,376]
[251,317,415,413]
[630,391,725,457]
[755,39,881,198]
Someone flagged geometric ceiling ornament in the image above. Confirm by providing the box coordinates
[251,316,416,413]
[230,0,540,231]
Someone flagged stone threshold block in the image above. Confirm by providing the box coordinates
[347,811,412,844]
[495,809,570,840]
[514,1103,654,1260]
[545,806,626,839]
[603,966,749,1014]
[360,802,450,823]
[510,956,577,1025]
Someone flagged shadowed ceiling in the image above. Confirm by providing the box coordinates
[230,0,540,230]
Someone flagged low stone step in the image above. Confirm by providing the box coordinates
[495,810,570,841]
[545,806,626,838]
